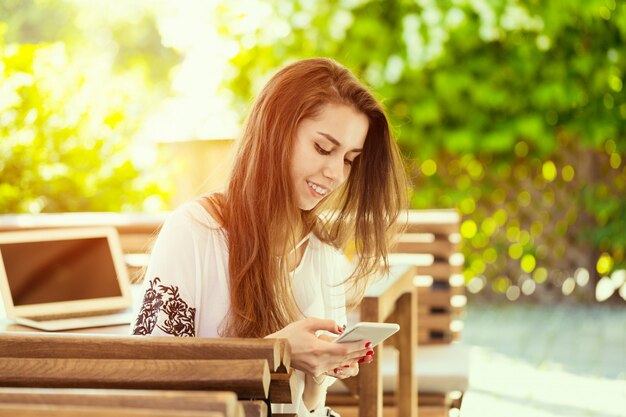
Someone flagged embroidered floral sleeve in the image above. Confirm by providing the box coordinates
[132,277,197,337]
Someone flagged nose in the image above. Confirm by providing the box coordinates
[322,154,346,185]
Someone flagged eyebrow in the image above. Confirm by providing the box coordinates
[316,131,363,153]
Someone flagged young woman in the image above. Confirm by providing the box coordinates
[131,58,407,416]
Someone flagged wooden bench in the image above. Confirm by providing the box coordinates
[0,334,290,416]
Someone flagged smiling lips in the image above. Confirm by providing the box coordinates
[307,180,329,197]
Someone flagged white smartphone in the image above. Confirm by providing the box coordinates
[333,322,400,348]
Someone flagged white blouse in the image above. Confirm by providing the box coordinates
[130,201,350,416]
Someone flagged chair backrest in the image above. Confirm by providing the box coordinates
[391,209,465,345]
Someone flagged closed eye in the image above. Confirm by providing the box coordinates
[315,143,331,155]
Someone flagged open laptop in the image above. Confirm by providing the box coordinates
[0,227,133,331]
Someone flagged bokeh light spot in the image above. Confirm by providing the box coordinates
[481,217,497,236]
[561,165,575,182]
[608,75,623,92]
[533,267,548,284]
[460,197,476,214]
[610,152,622,169]
[575,268,590,286]
[421,159,437,176]
[494,209,507,225]
[611,269,626,288]
[596,276,615,302]
[467,276,486,294]
[530,221,543,237]
[519,230,531,245]
[471,232,489,248]
[467,159,484,179]
[471,258,486,274]
[483,247,498,263]
[506,285,521,301]
[521,278,536,295]
[506,225,520,242]
[493,276,511,293]
[461,219,477,239]
[508,243,523,259]
[514,141,528,157]
[542,160,557,182]
[596,253,613,275]
[562,277,576,295]
[520,254,536,272]
[604,139,616,154]
[517,191,531,207]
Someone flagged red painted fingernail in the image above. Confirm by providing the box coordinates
[366,350,374,355]
[337,326,343,333]
[358,357,365,364]
[334,368,340,373]
[344,365,350,368]
[365,341,371,348]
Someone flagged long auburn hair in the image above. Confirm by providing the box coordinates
[217,58,408,337]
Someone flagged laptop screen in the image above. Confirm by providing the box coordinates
[0,236,123,306]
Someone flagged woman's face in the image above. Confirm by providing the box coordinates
[290,103,369,211]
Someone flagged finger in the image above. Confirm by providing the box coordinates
[343,347,371,361]
[336,340,371,354]
[357,354,375,365]
[333,364,359,379]
[304,317,343,334]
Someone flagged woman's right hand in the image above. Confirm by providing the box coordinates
[266,317,370,376]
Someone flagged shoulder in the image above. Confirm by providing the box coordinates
[165,200,224,234]
[152,200,227,254]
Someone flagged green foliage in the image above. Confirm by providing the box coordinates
[0,1,177,213]
[220,0,626,297]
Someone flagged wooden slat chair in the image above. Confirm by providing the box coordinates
[0,334,293,411]
[0,388,248,417]
[326,264,418,417]
[328,210,470,417]
[392,210,466,345]
[388,209,470,417]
